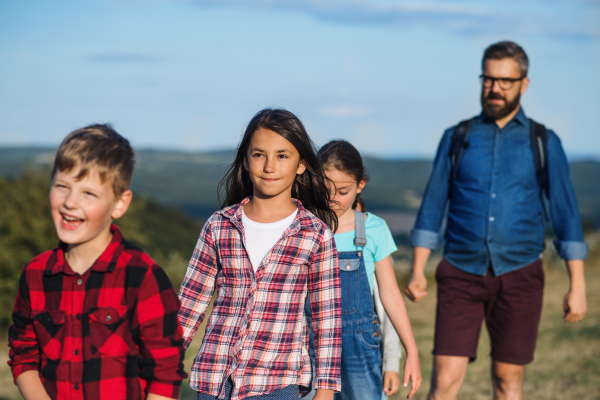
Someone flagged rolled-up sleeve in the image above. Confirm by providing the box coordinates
[411,129,453,250]
[547,131,588,260]
[308,227,341,392]
[178,218,220,348]
[136,263,187,399]
[8,269,40,382]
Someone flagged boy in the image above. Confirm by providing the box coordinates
[8,124,186,400]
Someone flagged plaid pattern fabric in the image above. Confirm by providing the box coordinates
[8,225,186,400]
[178,198,341,400]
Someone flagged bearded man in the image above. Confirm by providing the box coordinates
[404,41,588,400]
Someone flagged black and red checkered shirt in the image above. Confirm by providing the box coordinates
[8,225,187,400]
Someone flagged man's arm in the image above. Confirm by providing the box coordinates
[404,247,431,302]
[406,129,454,302]
[545,131,588,322]
[563,259,586,323]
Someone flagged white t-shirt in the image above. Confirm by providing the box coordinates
[242,208,298,272]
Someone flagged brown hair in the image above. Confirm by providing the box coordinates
[317,140,369,211]
[219,108,338,232]
[482,41,529,77]
[51,124,135,196]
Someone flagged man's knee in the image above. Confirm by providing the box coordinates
[429,356,468,399]
[492,361,524,398]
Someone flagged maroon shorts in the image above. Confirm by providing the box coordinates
[433,258,544,365]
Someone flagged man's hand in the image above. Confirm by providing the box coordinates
[563,259,586,323]
[404,247,431,303]
[404,272,428,303]
[383,371,401,396]
[563,288,586,323]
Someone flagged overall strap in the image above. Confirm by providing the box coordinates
[354,210,367,247]
[450,117,476,181]
[529,118,549,220]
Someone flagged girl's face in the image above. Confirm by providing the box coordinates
[244,128,306,200]
[325,168,366,218]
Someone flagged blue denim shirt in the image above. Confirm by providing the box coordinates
[411,108,588,276]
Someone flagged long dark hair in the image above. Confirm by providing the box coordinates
[218,108,338,232]
[318,140,369,211]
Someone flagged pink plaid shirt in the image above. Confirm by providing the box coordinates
[178,198,341,399]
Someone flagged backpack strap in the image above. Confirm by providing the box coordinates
[450,118,476,181]
[529,118,549,219]
[354,210,367,247]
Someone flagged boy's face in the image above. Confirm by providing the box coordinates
[50,166,131,251]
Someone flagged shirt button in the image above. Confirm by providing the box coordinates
[74,384,80,390]
[77,279,83,285]
[489,217,495,222]
[74,349,79,355]
[106,315,112,322]
[76,314,81,320]
[491,193,497,198]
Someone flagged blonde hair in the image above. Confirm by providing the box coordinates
[51,124,135,196]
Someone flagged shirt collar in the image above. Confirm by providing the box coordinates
[479,106,528,127]
[219,197,320,235]
[47,224,124,276]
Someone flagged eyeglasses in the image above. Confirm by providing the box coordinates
[479,74,525,90]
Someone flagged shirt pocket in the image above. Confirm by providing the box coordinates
[87,306,130,356]
[339,259,360,315]
[31,310,66,360]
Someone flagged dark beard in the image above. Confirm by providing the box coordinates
[481,91,521,120]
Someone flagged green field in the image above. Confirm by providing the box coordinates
[1,151,599,399]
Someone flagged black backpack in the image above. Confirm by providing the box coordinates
[449,117,549,218]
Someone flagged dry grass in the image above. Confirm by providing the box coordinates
[1,265,598,400]
[388,260,600,400]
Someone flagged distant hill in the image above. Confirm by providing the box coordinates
[2,147,600,231]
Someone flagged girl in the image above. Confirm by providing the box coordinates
[309,140,421,400]
[177,109,342,400]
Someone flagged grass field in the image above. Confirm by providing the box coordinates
[1,261,598,400]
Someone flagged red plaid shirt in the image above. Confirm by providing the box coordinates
[8,225,186,400]
[178,198,341,400]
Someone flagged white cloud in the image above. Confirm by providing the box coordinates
[320,105,371,118]
[189,0,599,39]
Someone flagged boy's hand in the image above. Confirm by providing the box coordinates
[383,371,401,396]
[16,370,52,400]
[563,288,586,323]
[404,272,428,303]
[402,352,422,399]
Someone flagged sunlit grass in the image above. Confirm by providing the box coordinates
[1,263,598,400]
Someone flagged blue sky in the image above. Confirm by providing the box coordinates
[1,0,599,157]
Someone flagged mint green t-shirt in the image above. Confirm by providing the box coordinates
[333,212,398,294]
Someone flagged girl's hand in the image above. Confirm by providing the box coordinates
[313,388,334,400]
[402,352,422,399]
[383,371,401,396]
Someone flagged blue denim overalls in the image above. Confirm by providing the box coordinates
[305,210,383,400]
